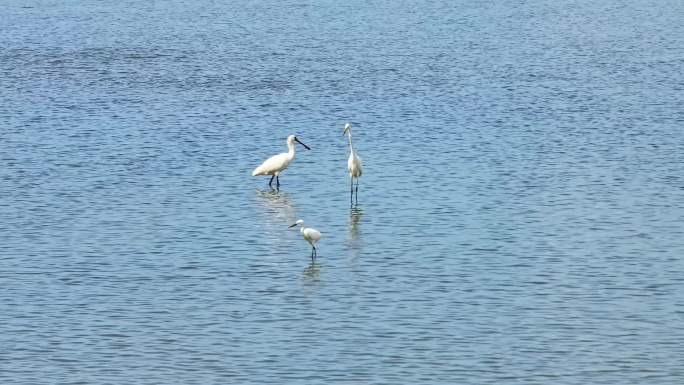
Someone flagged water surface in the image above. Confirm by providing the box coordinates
[2,0,684,384]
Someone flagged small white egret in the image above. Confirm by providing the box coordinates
[343,123,363,204]
[252,135,310,189]
[289,219,322,261]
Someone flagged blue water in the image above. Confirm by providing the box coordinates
[2,1,684,384]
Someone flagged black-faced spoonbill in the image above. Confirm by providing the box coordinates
[289,219,322,261]
[343,123,363,205]
[252,135,310,189]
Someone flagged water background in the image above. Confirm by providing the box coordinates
[2,0,684,383]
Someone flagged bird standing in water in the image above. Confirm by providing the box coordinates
[252,135,310,190]
[343,123,363,205]
[289,219,322,261]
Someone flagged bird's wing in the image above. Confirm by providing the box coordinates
[252,153,288,176]
[348,152,363,176]
[304,228,321,241]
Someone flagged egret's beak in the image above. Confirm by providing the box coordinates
[294,137,310,150]
[289,223,298,228]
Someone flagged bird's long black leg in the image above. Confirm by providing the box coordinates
[311,247,315,261]
[313,246,317,257]
[355,179,359,204]
[268,175,275,188]
[276,175,280,189]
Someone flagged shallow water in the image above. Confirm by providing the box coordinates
[2,0,684,384]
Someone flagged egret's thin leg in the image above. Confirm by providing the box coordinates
[311,247,315,261]
[268,175,275,188]
[355,179,359,204]
[276,176,280,189]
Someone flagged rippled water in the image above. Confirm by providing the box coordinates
[2,1,684,384]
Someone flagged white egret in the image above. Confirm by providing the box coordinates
[343,123,363,204]
[252,135,310,189]
[289,219,322,261]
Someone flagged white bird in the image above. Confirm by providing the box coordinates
[252,135,310,189]
[343,123,363,205]
[289,219,322,261]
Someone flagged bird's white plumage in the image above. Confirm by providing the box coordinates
[252,135,301,177]
[302,227,321,246]
[252,153,292,176]
[344,123,363,178]
[347,150,363,178]
[344,123,363,204]
[291,219,322,259]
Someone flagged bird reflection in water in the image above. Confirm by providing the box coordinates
[302,261,321,283]
[253,189,297,226]
[348,206,364,244]
[347,207,364,268]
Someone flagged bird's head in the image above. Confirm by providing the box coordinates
[287,135,310,150]
[343,123,352,135]
[289,219,304,228]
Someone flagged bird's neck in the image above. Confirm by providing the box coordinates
[287,141,296,159]
[347,133,354,152]
[299,226,305,234]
